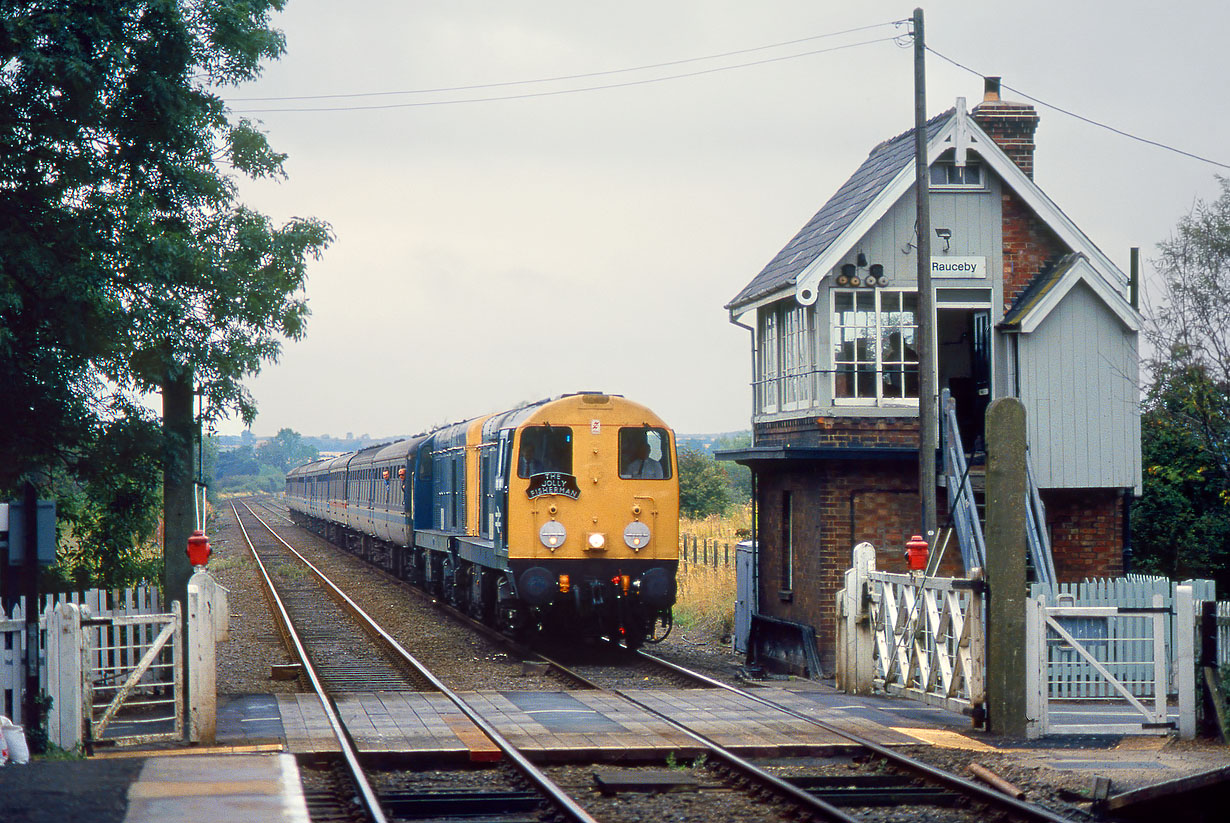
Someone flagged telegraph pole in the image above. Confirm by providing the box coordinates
[913,7,938,542]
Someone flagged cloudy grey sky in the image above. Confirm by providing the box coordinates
[217,1,1229,439]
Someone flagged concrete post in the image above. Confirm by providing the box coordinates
[984,397,1028,736]
[837,543,879,695]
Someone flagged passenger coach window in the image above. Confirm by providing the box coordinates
[619,427,672,479]
[517,427,573,477]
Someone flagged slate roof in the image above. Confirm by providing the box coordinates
[726,108,955,312]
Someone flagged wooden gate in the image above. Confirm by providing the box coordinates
[84,603,183,746]
[1025,588,1197,739]
[836,544,985,716]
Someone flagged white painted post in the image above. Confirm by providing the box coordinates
[45,602,84,750]
[851,543,876,695]
[966,569,986,714]
[187,570,228,744]
[1175,585,1195,739]
[1024,592,1045,739]
[835,580,849,692]
[1152,593,1167,728]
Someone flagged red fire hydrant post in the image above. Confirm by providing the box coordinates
[905,534,929,571]
[187,530,212,568]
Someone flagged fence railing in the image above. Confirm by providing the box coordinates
[1029,575,1215,699]
[1,586,163,726]
[1217,601,1230,669]
[678,535,739,569]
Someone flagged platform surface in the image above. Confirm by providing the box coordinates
[274,686,970,760]
[123,752,308,823]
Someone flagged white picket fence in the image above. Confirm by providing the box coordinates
[1029,575,1216,698]
[2,575,228,750]
[1,587,166,726]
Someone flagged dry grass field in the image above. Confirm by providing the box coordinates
[672,505,750,640]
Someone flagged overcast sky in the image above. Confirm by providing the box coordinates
[215,1,1229,439]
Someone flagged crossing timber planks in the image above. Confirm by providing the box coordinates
[277,687,962,760]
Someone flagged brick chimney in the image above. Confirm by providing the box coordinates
[971,76,1040,179]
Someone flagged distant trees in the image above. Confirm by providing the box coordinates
[1133,177,1230,588]
[211,429,317,496]
[256,428,319,472]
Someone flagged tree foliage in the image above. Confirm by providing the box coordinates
[678,446,731,519]
[0,1,331,583]
[1134,177,1230,588]
[256,427,317,472]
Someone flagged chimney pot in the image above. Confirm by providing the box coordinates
[983,76,1002,103]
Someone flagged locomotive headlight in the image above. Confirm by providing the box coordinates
[539,521,567,550]
[623,521,651,550]
[587,532,606,550]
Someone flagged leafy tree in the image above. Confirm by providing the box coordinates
[217,444,262,479]
[1133,377,1230,587]
[0,2,331,588]
[1134,177,1230,588]
[1144,176,1230,481]
[678,446,731,519]
[257,428,318,472]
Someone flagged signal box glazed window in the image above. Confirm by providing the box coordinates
[517,426,573,478]
[832,288,919,404]
[618,427,672,479]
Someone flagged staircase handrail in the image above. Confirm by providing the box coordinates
[1025,451,1057,588]
[941,389,986,574]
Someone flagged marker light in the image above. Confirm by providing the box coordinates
[539,521,567,550]
[587,532,606,550]
[558,574,570,594]
[623,521,651,550]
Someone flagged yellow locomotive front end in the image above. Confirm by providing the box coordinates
[503,393,679,646]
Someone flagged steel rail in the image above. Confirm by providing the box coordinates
[240,502,601,823]
[230,503,389,823]
[635,649,1072,823]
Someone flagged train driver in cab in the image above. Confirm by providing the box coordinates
[519,439,545,476]
[621,430,663,479]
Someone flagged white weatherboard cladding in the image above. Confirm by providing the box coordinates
[828,179,1002,291]
[803,184,1002,414]
[1017,281,1141,491]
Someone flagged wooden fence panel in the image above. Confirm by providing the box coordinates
[0,585,162,726]
[1031,576,1216,699]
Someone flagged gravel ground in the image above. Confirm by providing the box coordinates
[208,506,300,695]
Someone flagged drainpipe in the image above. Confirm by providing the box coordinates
[730,310,760,615]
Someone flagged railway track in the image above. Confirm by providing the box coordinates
[235,498,1083,822]
[232,501,598,823]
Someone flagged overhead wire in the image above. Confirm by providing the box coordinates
[926,45,1230,170]
[230,33,905,113]
[232,19,907,103]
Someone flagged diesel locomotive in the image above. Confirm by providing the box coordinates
[285,392,679,646]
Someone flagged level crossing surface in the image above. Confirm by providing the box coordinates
[252,683,975,760]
